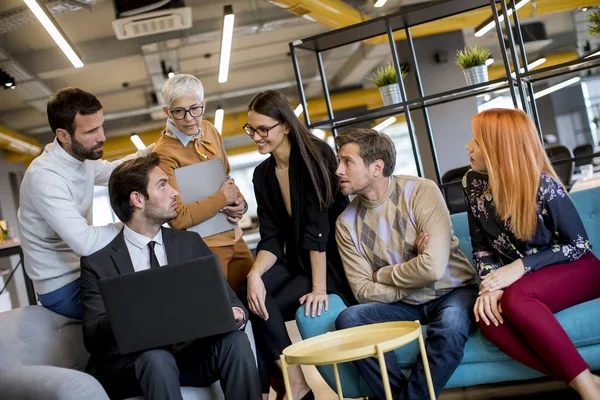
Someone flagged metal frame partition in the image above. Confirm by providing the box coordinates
[288,0,600,205]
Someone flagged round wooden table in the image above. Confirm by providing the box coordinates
[280,321,435,400]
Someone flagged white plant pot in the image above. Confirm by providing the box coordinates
[379,83,402,106]
[463,65,489,86]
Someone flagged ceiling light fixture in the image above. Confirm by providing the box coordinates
[474,0,531,38]
[373,117,397,132]
[534,77,581,100]
[218,5,235,83]
[22,0,84,68]
[294,104,304,116]
[214,107,224,134]
[130,134,146,150]
[374,0,388,7]
[0,70,16,89]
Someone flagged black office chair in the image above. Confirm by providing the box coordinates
[441,165,471,214]
[546,145,574,188]
[573,143,594,167]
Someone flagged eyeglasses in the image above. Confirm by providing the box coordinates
[243,122,281,137]
[169,105,205,120]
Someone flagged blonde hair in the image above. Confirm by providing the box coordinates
[472,108,561,240]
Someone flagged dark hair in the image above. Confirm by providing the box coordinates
[335,128,396,177]
[109,153,161,223]
[47,88,103,136]
[248,90,334,208]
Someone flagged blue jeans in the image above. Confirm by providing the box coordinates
[335,285,478,400]
[38,278,82,320]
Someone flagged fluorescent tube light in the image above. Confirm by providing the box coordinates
[374,0,388,7]
[218,5,235,83]
[311,129,326,140]
[528,57,546,70]
[510,57,547,77]
[22,0,84,68]
[534,77,581,100]
[585,50,600,59]
[373,117,396,132]
[294,104,304,116]
[130,134,146,150]
[214,108,224,134]
[474,0,531,38]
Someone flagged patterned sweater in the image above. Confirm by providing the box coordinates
[336,175,476,305]
[463,169,591,278]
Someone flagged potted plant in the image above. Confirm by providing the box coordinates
[367,63,407,106]
[589,9,600,37]
[456,46,491,86]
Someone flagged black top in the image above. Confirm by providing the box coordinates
[463,169,591,278]
[252,138,355,305]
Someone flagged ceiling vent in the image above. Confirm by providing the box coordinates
[111,0,192,40]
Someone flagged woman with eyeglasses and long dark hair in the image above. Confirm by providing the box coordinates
[239,90,356,399]
[153,74,254,293]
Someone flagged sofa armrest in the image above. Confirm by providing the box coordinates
[0,365,109,400]
[295,294,347,340]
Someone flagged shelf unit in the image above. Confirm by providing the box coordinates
[289,0,600,186]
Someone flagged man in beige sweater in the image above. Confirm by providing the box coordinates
[334,128,477,400]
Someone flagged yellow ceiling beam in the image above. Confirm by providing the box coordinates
[487,51,579,80]
[0,125,42,159]
[272,0,595,44]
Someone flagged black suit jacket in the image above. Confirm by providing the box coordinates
[252,138,355,306]
[80,227,245,371]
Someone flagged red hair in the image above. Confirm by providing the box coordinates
[472,108,561,240]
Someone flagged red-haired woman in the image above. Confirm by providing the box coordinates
[463,108,600,399]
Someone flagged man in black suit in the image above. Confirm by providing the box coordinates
[80,153,261,400]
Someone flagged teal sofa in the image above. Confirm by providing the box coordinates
[295,186,600,398]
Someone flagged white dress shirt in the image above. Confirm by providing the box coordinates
[122,224,246,324]
[123,225,167,272]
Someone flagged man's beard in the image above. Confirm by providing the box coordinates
[71,136,104,160]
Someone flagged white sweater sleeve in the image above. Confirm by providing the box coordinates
[93,144,156,186]
[31,170,122,256]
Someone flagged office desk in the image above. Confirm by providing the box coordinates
[0,240,37,306]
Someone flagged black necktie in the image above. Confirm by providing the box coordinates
[147,241,160,269]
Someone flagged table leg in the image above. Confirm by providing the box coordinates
[279,354,293,400]
[417,331,436,400]
[376,344,393,400]
[332,362,344,399]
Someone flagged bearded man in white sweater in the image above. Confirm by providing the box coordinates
[18,88,153,319]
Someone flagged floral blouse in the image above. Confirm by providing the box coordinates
[462,169,591,278]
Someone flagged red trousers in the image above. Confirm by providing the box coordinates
[479,252,600,384]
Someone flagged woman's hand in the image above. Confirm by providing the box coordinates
[299,290,329,318]
[222,197,245,223]
[247,272,269,320]
[474,290,504,327]
[479,259,525,294]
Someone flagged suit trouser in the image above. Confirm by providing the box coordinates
[95,330,262,400]
[211,238,254,294]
